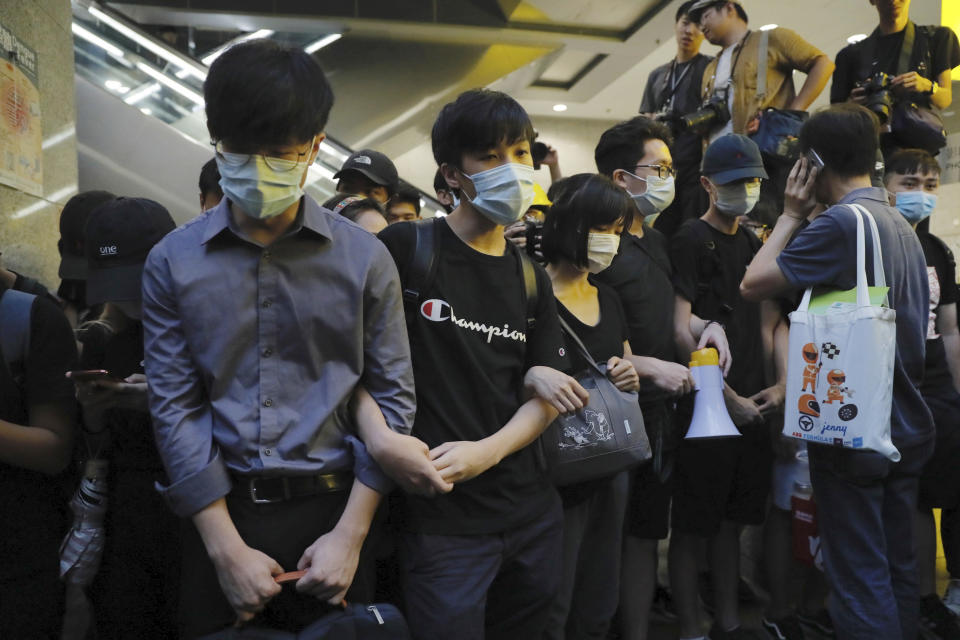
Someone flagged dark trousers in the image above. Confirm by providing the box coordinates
[809,440,933,640]
[179,489,373,639]
[942,507,960,579]
[544,472,629,640]
[400,495,563,640]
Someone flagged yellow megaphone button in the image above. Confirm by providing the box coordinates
[689,347,719,368]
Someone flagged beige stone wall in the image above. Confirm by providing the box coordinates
[0,0,77,289]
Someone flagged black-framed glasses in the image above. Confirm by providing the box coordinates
[212,140,313,173]
[633,164,676,180]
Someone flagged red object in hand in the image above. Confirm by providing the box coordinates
[274,570,306,584]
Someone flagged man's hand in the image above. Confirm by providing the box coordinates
[296,527,363,605]
[504,221,527,249]
[783,157,819,220]
[367,430,452,496]
[847,86,868,105]
[643,359,694,396]
[749,382,785,417]
[75,374,149,413]
[892,71,933,95]
[725,392,763,428]
[211,543,283,624]
[746,113,761,134]
[606,356,640,392]
[542,145,560,169]
[697,323,732,376]
[524,366,589,414]
[430,439,500,484]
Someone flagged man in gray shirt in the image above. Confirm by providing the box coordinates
[142,40,436,636]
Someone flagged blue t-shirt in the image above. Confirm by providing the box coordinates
[777,187,933,448]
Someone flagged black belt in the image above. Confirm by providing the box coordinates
[232,471,351,504]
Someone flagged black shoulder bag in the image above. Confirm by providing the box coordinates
[539,317,651,486]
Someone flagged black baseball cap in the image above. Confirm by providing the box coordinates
[84,198,176,305]
[58,190,117,280]
[701,134,768,185]
[332,149,399,191]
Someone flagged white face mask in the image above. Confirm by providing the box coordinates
[625,171,676,217]
[714,180,761,217]
[586,232,621,274]
[216,141,314,219]
[462,163,536,226]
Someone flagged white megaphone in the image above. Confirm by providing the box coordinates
[685,348,741,440]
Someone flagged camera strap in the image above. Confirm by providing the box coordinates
[706,30,751,98]
[756,29,770,102]
[898,21,915,76]
[659,58,693,112]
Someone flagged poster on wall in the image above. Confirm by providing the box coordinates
[0,22,42,198]
[943,132,960,186]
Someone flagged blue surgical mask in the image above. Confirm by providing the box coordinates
[216,147,311,219]
[462,163,536,226]
[624,171,675,217]
[895,191,937,224]
[715,180,761,217]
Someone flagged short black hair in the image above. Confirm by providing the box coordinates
[434,168,450,193]
[199,158,222,198]
[205,39,334,150]
[884,148,941,179]
[541,174,634,269]
[431,89,535,168]
[799,104,879,179]
[677,0,698,21]
[390,186,421,215]
[594,116,673,178]
[322,195,386,223]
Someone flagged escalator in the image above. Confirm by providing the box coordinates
[70,0,445,223]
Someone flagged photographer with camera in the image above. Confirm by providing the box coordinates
[687,0,834,227]
[639,0,713,238]
[831,0,959,156]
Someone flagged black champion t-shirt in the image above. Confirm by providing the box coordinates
[379,219,567,535]
[671,219,764,397]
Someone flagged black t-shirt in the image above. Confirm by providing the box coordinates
[919,232,959,395]
[594,227,676,371]
[640,54,712,171]
[0,286,78,578]
[671,219,764,397]
[378,219,567,535]
[831,23,960,106]
[78,320,163,472]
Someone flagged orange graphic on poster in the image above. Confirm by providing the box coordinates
[0,23,42,198]
[824,370,849,405]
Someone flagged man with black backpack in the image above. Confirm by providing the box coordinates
[831,0,959,155]
[669,134,784,640]
[0,270,78,638]
[376,88,586,640]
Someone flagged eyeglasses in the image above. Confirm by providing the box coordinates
[212,139,314,173]
[633,164,676,180]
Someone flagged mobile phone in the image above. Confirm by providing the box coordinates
[66,369,119,383]
[805,148,824,170]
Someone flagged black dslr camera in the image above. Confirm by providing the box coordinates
[856,71,895,124]
[681,93,732,133]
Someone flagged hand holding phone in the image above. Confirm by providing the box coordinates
[67,370,122,384]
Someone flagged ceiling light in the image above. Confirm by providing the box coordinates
[553,104,568,112]
[759,24,778,31]
[847,33,868,44]
[88,6,207,80]
[72,22,125,59]
[305,33,342,54]
[140,108,152,115]
[201,29,276,65]
[136,62,205,105]
[105,79,123,91]
[124,82,161,104]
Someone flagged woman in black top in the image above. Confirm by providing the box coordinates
[539,174,641,639]
[71,199,179,638]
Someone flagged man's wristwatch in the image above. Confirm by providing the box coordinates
[925,81,939,97]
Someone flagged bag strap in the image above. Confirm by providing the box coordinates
[757,28,770,102]
[848,204,887,307]
[518,249,538,331]
[0,288,35,380]
[557,315,605,376]
[898,21,915,76]
[402,218,439,320]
